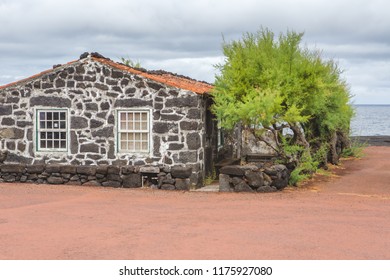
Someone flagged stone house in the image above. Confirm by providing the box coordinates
[0,53,218,188]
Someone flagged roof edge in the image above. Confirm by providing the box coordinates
[0,52,214,94]
[0,59,80,90]
[91,56,213,94]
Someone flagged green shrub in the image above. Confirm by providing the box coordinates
[288,149,318,186]
[204,168,217,185]
[341,139,367,158]
[212,27,353,185]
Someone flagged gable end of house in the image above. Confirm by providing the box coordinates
[0,53,218,188]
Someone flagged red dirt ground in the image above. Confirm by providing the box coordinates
[0,146,389,260]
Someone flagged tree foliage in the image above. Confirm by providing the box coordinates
[212,28,354,184]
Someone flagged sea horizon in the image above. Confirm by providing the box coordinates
[351,104,390,136]
[353,104,390,106]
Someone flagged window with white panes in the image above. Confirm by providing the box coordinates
[36,109,68,151]
[118,110,150,153]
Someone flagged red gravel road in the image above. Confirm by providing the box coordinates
[0,146,389,260]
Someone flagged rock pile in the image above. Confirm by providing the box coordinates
[219,164,289,192]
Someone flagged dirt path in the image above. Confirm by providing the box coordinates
[0,146,389,260]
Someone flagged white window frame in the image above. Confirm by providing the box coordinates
[117,109,152,154]
[35,109,69,152]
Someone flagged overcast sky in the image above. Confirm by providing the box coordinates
[1,0,389,104]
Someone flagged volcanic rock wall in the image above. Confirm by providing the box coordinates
[0,56,207,186]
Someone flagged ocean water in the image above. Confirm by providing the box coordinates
[350,105,390,136]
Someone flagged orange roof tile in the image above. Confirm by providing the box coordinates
[0,54,214,94]
[91,57,213,94]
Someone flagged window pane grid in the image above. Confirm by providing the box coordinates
[37,110,67,151]
[118,111,149,152]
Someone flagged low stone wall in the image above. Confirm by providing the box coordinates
[219,164,289,192]
[0,164,192,190]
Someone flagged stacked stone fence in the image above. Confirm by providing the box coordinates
[0,163,192,190]
[219,164,290,192]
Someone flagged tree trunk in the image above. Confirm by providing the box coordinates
[290,122,310,149]
[328,130,351,165]
[236,122,242,159]
[328,131,338,164]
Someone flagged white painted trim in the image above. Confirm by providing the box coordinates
[115,108,153,157]
[33,108,70,154]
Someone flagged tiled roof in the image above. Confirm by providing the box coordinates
[0,53,214,94]
[0,60,79,90]
[91,56,213,94]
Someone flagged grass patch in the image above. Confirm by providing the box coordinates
[204,169,217,185]
[342,138,368,158]
[316,168,333,177]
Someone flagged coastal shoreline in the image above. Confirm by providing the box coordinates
[351,136,390,146]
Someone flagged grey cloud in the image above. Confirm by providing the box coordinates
[1,0,390,103]
[309,43,390,61]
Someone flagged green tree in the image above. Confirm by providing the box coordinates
[212,28,353,184]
